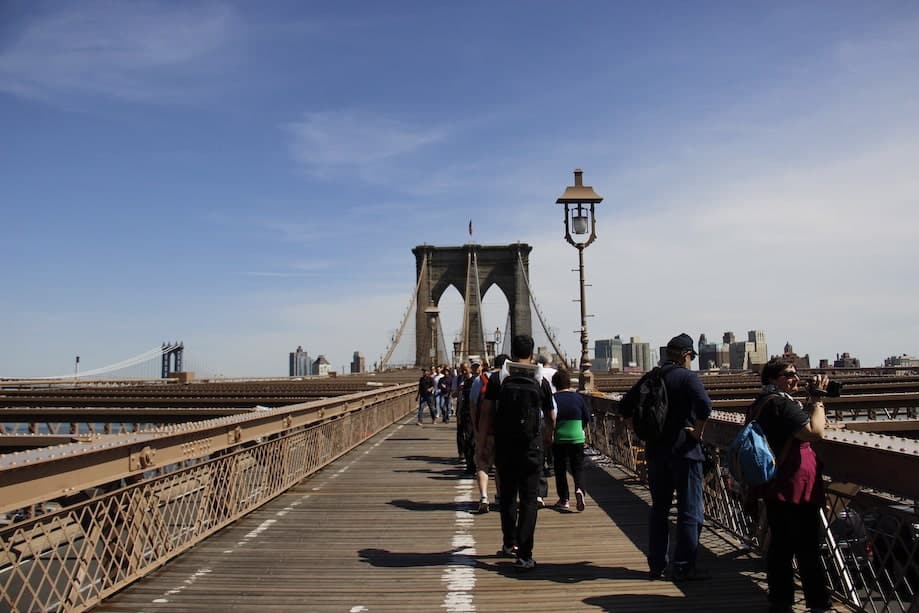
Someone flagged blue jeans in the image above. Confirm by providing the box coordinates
[437,393,452,422]
[647,454,704,574]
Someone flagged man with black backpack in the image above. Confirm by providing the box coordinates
[480,334,556,571]
[619,333,712,582]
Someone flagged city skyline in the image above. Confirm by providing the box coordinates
[2,2,918,377]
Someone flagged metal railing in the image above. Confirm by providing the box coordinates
[586,393,919,613]
[0,384,414,613]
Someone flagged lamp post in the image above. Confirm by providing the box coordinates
[556,169,603,391]
[425,305,440,369]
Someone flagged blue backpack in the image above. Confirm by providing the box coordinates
[727,394,782,486]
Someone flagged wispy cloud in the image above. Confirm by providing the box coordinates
[287,110,446,175]
[0,1,239,103]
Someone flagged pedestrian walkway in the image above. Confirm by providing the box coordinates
[94,417,802,612]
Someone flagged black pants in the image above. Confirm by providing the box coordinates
[495,441,542,560]
[552,443,585,502]
[764,499,832,610]
[457,407,475,473]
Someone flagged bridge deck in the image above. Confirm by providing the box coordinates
[94,418,797,612]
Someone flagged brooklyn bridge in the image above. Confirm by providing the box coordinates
[2,244,918,613]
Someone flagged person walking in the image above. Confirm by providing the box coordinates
[438,365,454,423]
[753,358,834,613]
[431,365,444,422]
[551,368,591,512]
[480,334,556,571]
[456,362,477,474]
[416,368,436,426]
[471,355,508,514]
[536,352,558,483]
[620,333,712,581]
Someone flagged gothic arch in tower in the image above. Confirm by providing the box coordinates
[412,243,533,367]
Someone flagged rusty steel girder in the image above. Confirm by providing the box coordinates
[0,384,415,515]
[592,398,919,502]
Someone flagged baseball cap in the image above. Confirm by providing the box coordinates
[666,333,697,358]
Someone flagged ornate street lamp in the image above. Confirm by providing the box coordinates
[425,305,440,368]
[556,169,603,391]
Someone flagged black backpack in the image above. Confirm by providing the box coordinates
[494,369,543,444]
[628,365,674,444]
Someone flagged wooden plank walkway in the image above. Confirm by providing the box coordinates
[94,417,805,613]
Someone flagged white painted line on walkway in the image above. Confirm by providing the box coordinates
[442,477,477,612]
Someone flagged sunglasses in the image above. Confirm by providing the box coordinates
[779,370,799,378]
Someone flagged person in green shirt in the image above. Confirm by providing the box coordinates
[550,369,592,512]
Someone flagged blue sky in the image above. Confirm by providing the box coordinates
[2,1,918,377]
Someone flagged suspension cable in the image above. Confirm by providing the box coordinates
[11,345,178,380]
[516,250,570,365]
[380,254,427,369]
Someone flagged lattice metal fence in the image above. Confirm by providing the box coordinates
[0,387,413,613]
[586,394,919,613]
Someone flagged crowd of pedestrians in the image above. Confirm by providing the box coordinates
[414,332,837,610]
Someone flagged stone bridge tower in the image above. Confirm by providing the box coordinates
[412,243,533,367]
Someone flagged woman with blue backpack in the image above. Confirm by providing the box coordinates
[751,358,834,613]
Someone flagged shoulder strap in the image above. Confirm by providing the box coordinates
[750,393,795,468]
[748,392,783,423]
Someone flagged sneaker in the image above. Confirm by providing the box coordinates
[575,489,586,512]
[478,497,490,514]
[416,421,423,426]
[536,497,545,509]
[647,568,665,581]
[554,499,570,510]
[513,557,536,571]
[497,545,518,558]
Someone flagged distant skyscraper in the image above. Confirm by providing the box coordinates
[314,355,331,376]
[698,334,722,370]
[622,336,652,372]
[747,330,768,366]
[289,346,312,376]
[717,329,768,370]
[730,341,754,370]
[594,335,624,372]
[351,351,366,373]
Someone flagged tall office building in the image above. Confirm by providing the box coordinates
[622,336,652,372]
[351,351,366,373]
[313,355,331,376]
[747,330,768,366]
[289,346,312,377]
[594,336,624,372]
[698,334,725,370]
[718,329,768,370]
[730,341,755,370]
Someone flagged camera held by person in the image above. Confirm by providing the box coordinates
[806,374,844,398]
